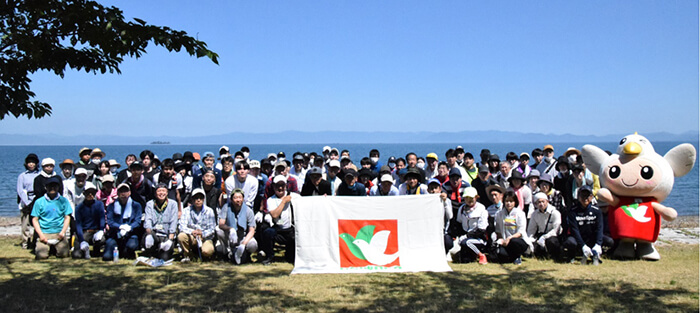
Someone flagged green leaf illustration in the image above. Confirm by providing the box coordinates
[621,203,639,218]
[356,225,376,244]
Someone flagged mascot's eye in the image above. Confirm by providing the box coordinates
[640,166,653,180]
[609,166,621,179]
[619,138,627,145]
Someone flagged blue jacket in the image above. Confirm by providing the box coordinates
[75,200,106,242]
[106,199,143,238]
[192,166,222,189]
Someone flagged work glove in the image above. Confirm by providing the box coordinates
[264,214,274,227]
[119,224,132,232]
[582,245,593,258]
[255,211,263,224]
[47,239,59,245]
[80,241,90,251]
[229,232,238,246]
[93,230,104,242]
[145,235,155,249]
[592,244,602,257]
[160,239,173,251]
[537,237,546,248]
[234,244,245,264]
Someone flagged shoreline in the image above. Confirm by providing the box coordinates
[1,215,698,227]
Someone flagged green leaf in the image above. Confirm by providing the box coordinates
[356,225,375,244]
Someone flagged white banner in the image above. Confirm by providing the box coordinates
[291,194,452,274]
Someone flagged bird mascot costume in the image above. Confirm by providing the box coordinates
[581,133,696,260]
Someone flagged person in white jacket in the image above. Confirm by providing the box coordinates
[527,193,562,260]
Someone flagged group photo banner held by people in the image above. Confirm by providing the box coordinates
[291,194,452,274]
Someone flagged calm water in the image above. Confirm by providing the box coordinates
[2,141,697,216]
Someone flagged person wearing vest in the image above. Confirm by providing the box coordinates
[217,188,257,264]
[142,184,178,261]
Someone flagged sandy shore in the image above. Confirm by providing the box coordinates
[1,215,698,243]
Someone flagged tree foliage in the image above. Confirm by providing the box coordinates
[0,0,219,119]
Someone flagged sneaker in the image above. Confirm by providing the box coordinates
[581,257,588,265]
[478,253,488,265]
[262,258,273,266]
[258,250,266,259]
[180,257,190,263]
[513,257,522,265]
[592,256,600,266]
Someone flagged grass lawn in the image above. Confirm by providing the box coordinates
[0,236,697,313]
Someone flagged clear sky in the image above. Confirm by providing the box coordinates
[1,1,698,137]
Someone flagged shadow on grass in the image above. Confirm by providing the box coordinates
[333,265,698,313]
[0,258,301,312]
[0,254,697,312]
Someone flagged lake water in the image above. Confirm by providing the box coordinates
[1,141,697,216]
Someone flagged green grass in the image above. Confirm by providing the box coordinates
[0,236,697,312]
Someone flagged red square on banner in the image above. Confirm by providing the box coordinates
[338,219,400,268]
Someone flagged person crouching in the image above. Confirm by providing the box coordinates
[217,188,257,264]
[143,184,178,260]
[178,188,216,262]
[72,182,106,259]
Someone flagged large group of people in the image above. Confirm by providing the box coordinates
[16,144,612,266]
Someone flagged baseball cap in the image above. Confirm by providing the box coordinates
[448,168,462,177]
[41,158,55,167]
[74,168,88,176]
[273,175,287,184]
[380,174,394,183]
[249,160,261,169]
[426,153,438,161]
[462,187,478,198]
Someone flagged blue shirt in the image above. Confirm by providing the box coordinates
[75,200,106,242]
[31,194,72,234]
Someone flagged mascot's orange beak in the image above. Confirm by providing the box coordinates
[623,142,642,155]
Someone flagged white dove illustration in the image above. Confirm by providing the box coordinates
[353,230,399,266]
[626,204,651,223]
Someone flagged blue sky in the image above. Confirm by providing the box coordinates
[1,1,697,137]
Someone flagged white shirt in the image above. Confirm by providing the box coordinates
[456,202,488,233]
[526,204,562,241]
[266,193,301,229]
[224,174,259,209]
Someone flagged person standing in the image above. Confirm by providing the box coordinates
[17,153,40,249]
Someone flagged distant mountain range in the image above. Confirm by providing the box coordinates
[0,130,697,145]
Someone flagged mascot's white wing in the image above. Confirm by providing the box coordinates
[664,143,696,177]
[582,144,609,176]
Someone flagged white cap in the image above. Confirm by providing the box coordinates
[534,192,548,202]
[462,187,478,198]
[41,158,55,167]
[328,160,341,168]
[380,174,393,183]
[249,160,260,169]
[191,188,205,198]
[83,182,97,191]
[219,146,230,153]
[273,175,287,184]
[323,146,331,152]
[74,168,88,176]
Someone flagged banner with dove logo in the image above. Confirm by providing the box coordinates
[291,194,452,274]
